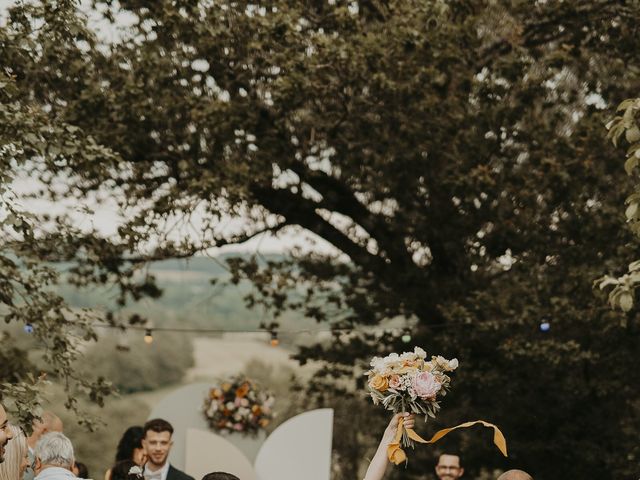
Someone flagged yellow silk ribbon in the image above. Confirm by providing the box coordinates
[387,417,508,465]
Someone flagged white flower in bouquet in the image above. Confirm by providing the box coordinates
[432,355,459,372]
[400,351,417,362]
[414,346,427,359]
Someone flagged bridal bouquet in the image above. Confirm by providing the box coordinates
[366,347,507,464]
[203,376,275,435]
[366,347,458,427]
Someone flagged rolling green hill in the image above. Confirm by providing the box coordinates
[58,253,317,332]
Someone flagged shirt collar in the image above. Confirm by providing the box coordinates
[144,462,170,480]
[35,467,76,480]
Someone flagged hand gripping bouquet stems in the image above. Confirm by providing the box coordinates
[366,347,507,464]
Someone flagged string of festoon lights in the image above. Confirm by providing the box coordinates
[23,318,552,347]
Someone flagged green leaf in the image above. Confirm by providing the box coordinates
[624,156,638,176]
[619,292,633,312]
[625,202,638,220]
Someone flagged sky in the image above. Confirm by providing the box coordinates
[1,0,335,256]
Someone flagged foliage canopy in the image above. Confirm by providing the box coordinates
[2,0,640,478]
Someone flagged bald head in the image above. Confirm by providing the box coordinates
[41,413,63,433]
[497,470,533,480]
[27,412,63,449]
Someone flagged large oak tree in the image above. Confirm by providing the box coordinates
[2,1,640,478]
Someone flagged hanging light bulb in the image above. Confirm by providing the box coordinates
[23,323,34,334]
[144,329,154,344]
[401,328,412,344]
[269,330,279,347]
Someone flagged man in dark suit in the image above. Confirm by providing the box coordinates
[142,419,194,480]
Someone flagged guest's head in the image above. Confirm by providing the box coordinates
[110,459,138,480]
[435,452,464,480]
[141,419,174,470]
[33,432,74,474]
[115,426,146,465]
[0,424,28,480]
[497,470,533,480]
[72,461,89,479]
[202,473,240,480]
[0,404,14,464]
[27,412,63,450]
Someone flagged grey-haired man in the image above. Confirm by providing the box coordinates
[33,432,78,480]
[24,412,64,480]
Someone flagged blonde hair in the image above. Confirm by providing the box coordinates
[0,425,27,480]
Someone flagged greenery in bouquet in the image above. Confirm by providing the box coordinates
[366,347,458,449]
[203,376,275,435]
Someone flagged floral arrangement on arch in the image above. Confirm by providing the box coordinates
[203,376,275,435]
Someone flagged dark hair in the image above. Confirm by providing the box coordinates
[115,426,144,462]
[143,419,174,437]
[202,473,240,480]
[437,451,463,465]
[75,462,89,479]
[110,460,138,480]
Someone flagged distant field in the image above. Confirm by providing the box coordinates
[56,254,318,332]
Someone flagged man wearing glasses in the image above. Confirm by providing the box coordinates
[435,453,465,480]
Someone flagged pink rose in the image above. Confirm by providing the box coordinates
[388,375,401,389]
[412,371,441,400]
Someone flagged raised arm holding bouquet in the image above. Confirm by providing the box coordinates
[364,347,507,473]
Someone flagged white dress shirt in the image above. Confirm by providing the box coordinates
[144,462,169,480]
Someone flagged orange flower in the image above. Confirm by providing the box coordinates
[368,374,389,392]
[236,382,250,398]
[259,418,270,427]
[251,405,262,415]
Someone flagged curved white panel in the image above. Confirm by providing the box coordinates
[254,408,334,480]
[185,428,257,480]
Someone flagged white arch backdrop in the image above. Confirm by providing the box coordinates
[148,383,333,480]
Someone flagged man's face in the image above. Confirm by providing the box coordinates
[435,454,464,480]
[0,405,14,464]
[142,430,172,468]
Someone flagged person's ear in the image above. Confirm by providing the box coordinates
[459,467,464,477]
